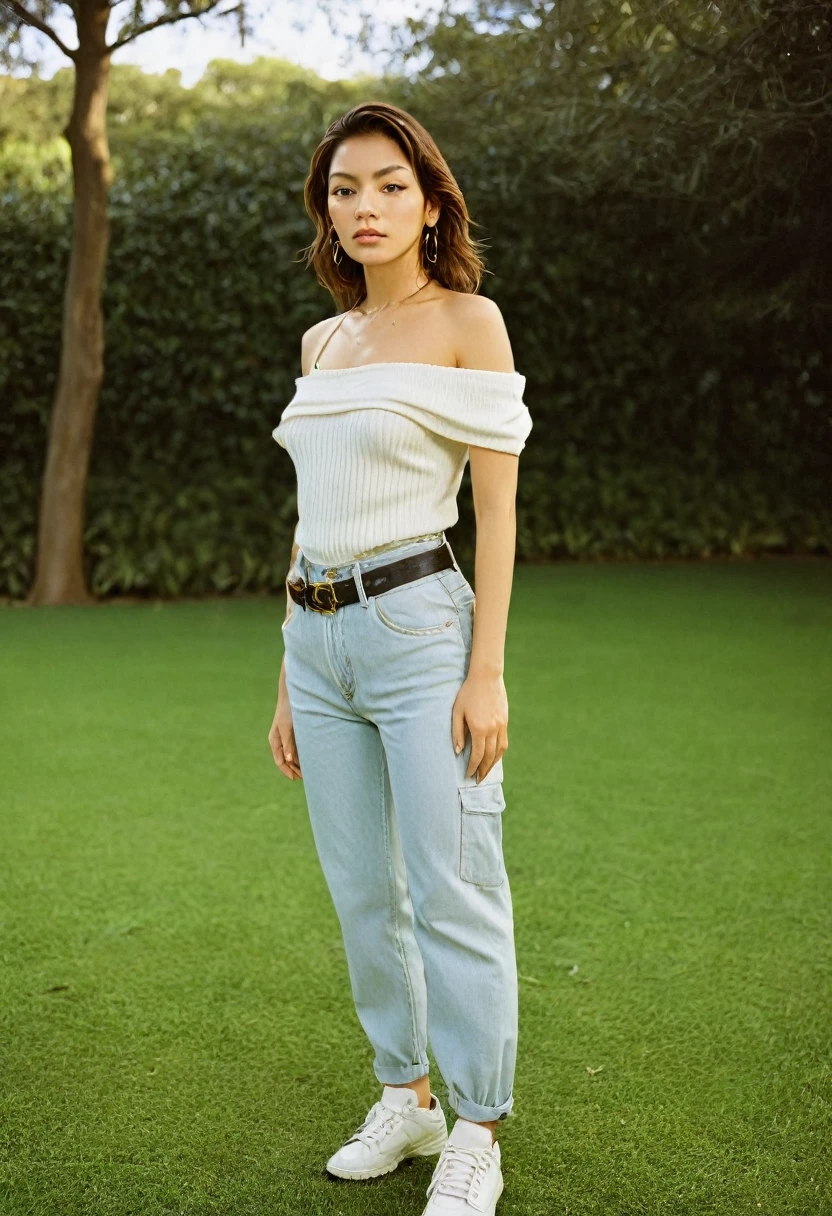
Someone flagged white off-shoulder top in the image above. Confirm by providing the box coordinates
[272,361,533,566]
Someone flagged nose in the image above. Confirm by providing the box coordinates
[354,193,378,220]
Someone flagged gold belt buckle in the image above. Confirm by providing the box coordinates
[308,577,339,615]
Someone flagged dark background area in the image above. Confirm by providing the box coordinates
[1,3,829,597]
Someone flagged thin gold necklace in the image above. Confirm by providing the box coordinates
[354,279,432,319]
[314,279,434,368]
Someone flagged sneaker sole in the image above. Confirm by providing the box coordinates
[326,1130,449,1180]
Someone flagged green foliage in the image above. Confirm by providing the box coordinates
[0,3,830,598]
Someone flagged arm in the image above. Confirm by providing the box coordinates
[283,526,300,627]
[450,296,520,782]
[272,521,302,779]
[280,319,326,628]
[270,320,328,777]
[467,447,519,684]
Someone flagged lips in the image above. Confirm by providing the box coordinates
[354,230,384,238]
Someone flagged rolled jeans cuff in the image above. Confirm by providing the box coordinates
[447,1085,514,1123]
[373,1060,431,1085]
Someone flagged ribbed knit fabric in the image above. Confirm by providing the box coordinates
[272,361,533,566]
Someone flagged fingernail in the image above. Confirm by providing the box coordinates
[286,752,293,762]
[454,744,461,754]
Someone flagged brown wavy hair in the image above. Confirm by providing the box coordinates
[299,101,488,313]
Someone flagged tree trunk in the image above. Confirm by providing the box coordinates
[27,1,112,606]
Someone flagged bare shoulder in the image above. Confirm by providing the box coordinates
[300,313,344,377]
[442,291,515,373]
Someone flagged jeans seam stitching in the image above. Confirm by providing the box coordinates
[437,571,476,612]
[374,599,455,636]
[380,762,422,1069]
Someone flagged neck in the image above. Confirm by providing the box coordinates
[360,251,430,312]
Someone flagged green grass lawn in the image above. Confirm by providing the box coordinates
[1,558,830,1216]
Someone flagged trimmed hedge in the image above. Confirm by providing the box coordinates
[1,92,829,598]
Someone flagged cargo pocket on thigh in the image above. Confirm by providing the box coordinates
[459,782,506,888]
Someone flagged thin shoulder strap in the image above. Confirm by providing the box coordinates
[312,305,358,370]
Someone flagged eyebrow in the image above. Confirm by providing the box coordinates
[329,164,412,182]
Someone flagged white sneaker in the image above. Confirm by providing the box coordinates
[422,1119,504,1214]
[325,1084,448,1180]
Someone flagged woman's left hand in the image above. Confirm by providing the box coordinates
[451,670,509,783]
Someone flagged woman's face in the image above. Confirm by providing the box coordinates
[327,132,439,269]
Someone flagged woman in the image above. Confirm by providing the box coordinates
[269,101,532,1216]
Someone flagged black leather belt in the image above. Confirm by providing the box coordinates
[287,542,456,614]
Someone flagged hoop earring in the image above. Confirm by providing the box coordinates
[424,224,439,265]
[330,231,343,266]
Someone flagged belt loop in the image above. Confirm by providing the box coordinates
[297,548,308,611]
[352,560,369,609]
[444,534,463,575]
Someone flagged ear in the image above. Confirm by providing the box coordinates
[425,197,442,227]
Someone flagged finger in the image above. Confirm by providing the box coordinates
[452,703,467,755]
[498,718,508,745]
[269,731,302,780]
[466,735,485,779]
[276,750,302,781]
[284,737,303,779]
[280,727,303,773]
[477,737,499,782]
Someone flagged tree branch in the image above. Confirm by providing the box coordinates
[0,0,78,59]
[108,0,241,52]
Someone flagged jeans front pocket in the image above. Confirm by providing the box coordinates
[436,570,476,652]
[373,572,460,637]
[459,781,506,887]
[437,569,476,612]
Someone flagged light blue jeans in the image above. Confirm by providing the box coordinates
[281,532,517,1123]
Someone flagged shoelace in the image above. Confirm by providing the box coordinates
[428,1143,493,1201]
[348,1101,404,1147]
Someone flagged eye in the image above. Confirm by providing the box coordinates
[331,183,405,197]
